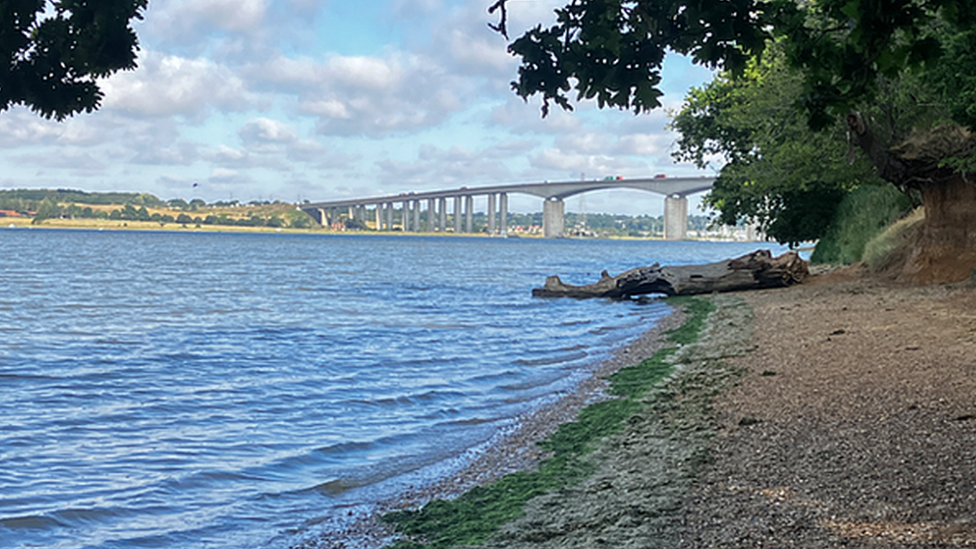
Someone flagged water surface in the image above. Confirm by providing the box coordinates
[0,230,788,548]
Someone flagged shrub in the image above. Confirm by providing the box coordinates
[811,184,913,264]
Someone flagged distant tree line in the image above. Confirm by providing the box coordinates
[2,189,316,228]
[1,189,165,208]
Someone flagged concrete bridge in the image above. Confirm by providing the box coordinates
[302,176,714,239]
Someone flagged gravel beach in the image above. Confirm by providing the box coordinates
[481,271,976,548]
[313,269,976,548]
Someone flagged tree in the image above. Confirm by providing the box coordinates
[493,0,976,282]
[1,0,148,120]
[31,196,61,224]
[167,198,190,210]
[668,46,898,246]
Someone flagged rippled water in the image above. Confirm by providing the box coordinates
[0,229,787,549]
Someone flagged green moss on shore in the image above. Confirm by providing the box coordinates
[382,296,715,548]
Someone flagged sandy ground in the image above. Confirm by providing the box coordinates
[682,272,976,548]
[473,271,976,548]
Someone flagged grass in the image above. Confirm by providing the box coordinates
[811,183,913,265]
[861,207,925,271]
[382,296,715,548]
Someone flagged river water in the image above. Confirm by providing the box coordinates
[0,229,788,549]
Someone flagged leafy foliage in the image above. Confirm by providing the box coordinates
[930,30,976,130]
[669,49,886,245]
[810,183,914,264]
[496,0,976,129]
[0,0,147,120]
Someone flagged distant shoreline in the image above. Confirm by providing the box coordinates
[2,218,763,243]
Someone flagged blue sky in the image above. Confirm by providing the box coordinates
[0,0,718,215]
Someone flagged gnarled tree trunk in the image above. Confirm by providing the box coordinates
[532,250,808,299]
[848,114,976,283]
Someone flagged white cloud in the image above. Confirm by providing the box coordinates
[102,51,260,118]
[210,168,243,182]
[0,109,73,146]
[147,0,268,42]
[612,133,672,157]
[530,148,646,177]
[240,118,297,144]
[192,0,268,32]
[248,52,466,136]
[373,142,525,190]
[490,98,581,134]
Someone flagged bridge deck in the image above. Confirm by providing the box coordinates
[303,176,714,209]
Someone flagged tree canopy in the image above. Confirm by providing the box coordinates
[667,44,935,245]
[494,0,976,281]
[492,0,976,128]
[0,0,147,120]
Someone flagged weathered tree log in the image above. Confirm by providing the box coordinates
[532,250,808,299]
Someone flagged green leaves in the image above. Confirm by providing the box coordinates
[501,0,772,117]
[499,0,976,128]
[0,0,147,120]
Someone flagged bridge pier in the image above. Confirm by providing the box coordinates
[543,198,565,238]
[487,193,496,234]
[465,196,473,233]
[310,208,325,227]
[454,197,462,233]
[664,195,688,240]
[499,193,508,236]
[438,197,447,232]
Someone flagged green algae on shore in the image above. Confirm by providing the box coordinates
[382,297,716,549]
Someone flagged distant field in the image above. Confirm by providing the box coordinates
[2,216,320,233]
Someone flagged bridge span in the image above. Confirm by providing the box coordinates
[302,176,714,239]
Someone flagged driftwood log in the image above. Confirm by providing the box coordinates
[532,250,809,299]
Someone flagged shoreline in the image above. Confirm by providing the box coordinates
[371,273,976,549]
[3,218,762,242]
[294,300,691,549]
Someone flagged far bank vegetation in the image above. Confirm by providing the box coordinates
[0,189,316,230]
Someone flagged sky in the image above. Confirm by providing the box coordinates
[0,0,719,216]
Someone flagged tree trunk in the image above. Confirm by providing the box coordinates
[532,250,808,299]
[847,114,976,283]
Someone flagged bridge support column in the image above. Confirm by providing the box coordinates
[425,199,434,232]
[487,193,496,234]
[401,201,409,231]
[386,202,394,231]
[374,205,382,230]
[412,201,420,232]
[464,196,473,233]
[664,195,688,240]
[310,208,325,226]
[499,193,508,236]
[438,197,447,232]
[543,198,565,238]
[453,197,462,233]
